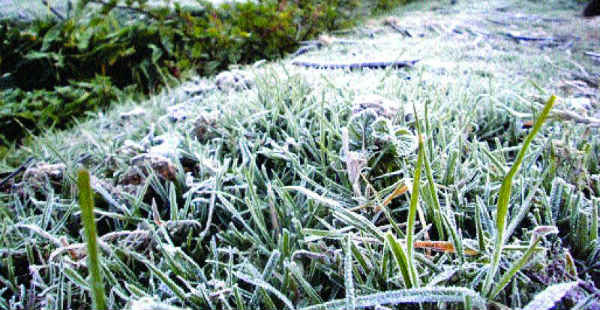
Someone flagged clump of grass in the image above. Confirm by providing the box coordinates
[2,1,600,309]
[481,95,556,297]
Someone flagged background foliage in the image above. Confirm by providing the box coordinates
[0,0,405,146]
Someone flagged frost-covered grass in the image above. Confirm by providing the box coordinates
[1,0,599,309]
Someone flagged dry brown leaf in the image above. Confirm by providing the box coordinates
[414,240,479,256]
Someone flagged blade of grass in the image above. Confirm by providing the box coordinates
[592,198,598,243]
[481,95,556,297]
[384,232,412,288]
[78,169,107,310]
[406,106,425,287]
[250,250,281,307]
[475,197,486,252]
[490,226,558,299]
[287,261,323,304]
[419,103,445,240]
[441,205,464,264]
[345,235,356,310]
[235,271,294,310]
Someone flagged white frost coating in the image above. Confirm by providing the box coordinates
[299,287,487,310]
[129,297,188,310]
[284,186,342,208]
[522,281,579,310]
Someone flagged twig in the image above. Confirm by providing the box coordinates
[291,59,419,70]
[501,101,600,128]
[486,18,509,26]
[530,101,600,128]
[363,27,384,38]
[541,17,568,23]
[385,23,412,37]
[570,73,599,88]
[41,0,65,20]
[585,51,600,57]
[0,157,34,188]
[549,108,600,128]
[503,32,554,42]
[292,45,318,57]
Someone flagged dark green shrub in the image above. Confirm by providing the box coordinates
[0,76,120,144]
[0,0,413,146]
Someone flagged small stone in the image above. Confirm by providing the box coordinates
[215,70,254,92]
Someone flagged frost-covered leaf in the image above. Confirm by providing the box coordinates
[522,282,579,310]
[299,287,486,310]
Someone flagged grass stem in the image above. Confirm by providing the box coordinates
[78,169,107,310]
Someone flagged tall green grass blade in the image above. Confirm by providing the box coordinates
[417,108,445,240]
[78,169,107,310]
[475,197,485,252]
[384,232,412,288]
[406,109,425,287]
[63,266,89,290]
[482,95,556,296]
[489,226,558,298]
